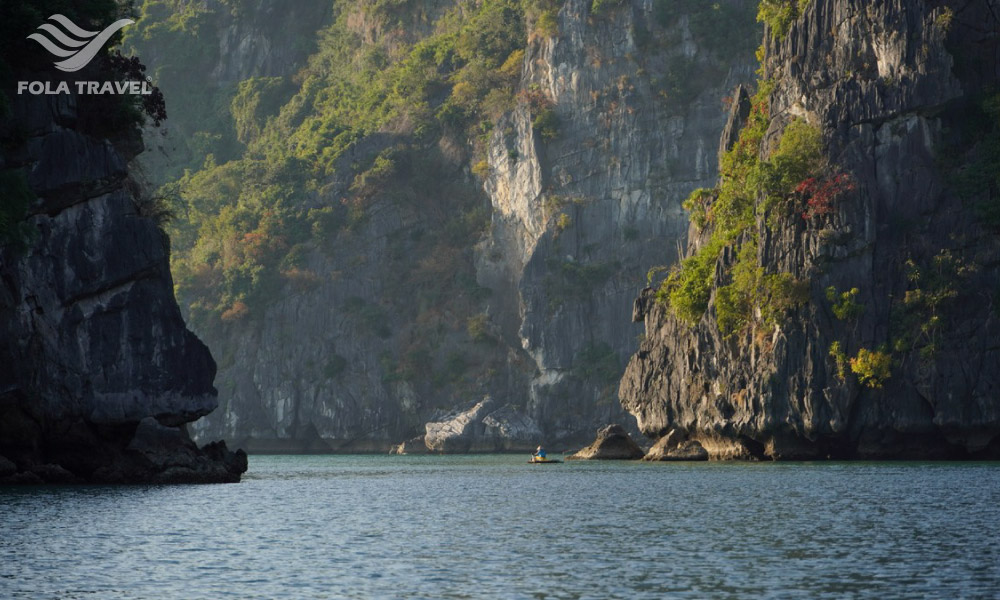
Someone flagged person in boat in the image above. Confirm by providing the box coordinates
[534,445,547,460]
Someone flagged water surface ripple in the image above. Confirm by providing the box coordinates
[1,456,998,599]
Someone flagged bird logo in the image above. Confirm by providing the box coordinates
[26,14,134,73]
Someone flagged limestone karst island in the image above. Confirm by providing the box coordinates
[1,0,998,597]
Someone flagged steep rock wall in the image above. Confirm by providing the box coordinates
[134,0,758,452]
[0,81,245,483]
[621,0,1000,459]
[478,0,756,441]
[127,0,333,182]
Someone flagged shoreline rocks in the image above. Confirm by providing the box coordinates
[423,397,542,453]
[643,437,708,462]
[390,436,430,455]
[568,424,645,460]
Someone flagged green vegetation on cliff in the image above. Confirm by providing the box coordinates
[151,0,532,333]
[128,0,762,346]
[757,0,811,39]
[658,80,772,325]
[658,78,816,337]
[849,347,892,389]
[118,0,763,441]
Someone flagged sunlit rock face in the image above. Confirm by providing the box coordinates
[621,0,1000,460]
[474,0,757,444]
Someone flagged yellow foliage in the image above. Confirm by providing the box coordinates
[849,347,892,388]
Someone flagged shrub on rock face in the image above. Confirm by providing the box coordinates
[757,0,812,39]
[532,108,560,140]
[535,9,559,37]
[829,341,848,381]
[659,237,723,325]
[590,0,624,18]
[799,173,855,220]
[471,160,491,178]
[682,188,714,230]
[850,347,892,389]
[220,300,250,322]
[826,286,864,321]
[769,118,825,195]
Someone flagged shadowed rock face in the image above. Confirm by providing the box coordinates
[621,0,1000,460]
[0,83,245,483]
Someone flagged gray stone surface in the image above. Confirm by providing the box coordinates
[180,0,759,452]
[425,398,499,453]
[481,404,544,452]
[0,87,246,484]
[644,437,708,462]
[390,437,430,455]
[620,0,1000,460]
[423,398,542,453]
[476,0,758,443]
[569,424,645,460]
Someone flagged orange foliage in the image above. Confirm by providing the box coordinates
[282,267,321,291]
[221,300,250,322]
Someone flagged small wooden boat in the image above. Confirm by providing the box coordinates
[529,456,561,464]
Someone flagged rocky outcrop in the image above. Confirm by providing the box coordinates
[621,0,1000,459]
[425,398,498,453]
[643,430,708,461]
[115,418,247,483]
[424,397,542,453]
[568,424,644,460]
[0,74,245,482]
[389,436,430,455]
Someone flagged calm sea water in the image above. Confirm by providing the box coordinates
[1,455,999,599]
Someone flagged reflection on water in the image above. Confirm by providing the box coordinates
[1,456,999,599]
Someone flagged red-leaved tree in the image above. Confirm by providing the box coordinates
[798,173,855,220]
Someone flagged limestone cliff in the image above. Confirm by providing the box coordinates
[621,0,1000,459]
[0,37,246,481]
[125,0,333,183]
[477,0,757,443]
[128,0,759,452]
